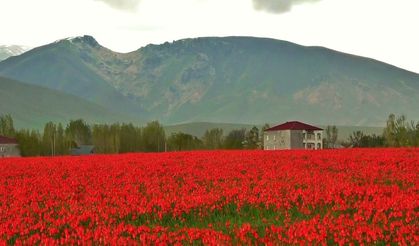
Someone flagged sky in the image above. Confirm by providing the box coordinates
[1,0,418,74]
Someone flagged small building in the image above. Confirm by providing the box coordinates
[70,145,95,156]
[264,121,323,150]
[0,135,21,157]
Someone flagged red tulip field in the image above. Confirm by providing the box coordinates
[0,148,418,245]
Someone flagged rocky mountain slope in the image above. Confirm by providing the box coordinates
[0,36,418,126]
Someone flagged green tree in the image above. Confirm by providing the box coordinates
[142,121,166,152]
[383,114,397,146]
[224,129,246,149]
[325,125,338,148]
[56,123,66,155]
[65,119,92,146]
[92,124,120,154]
[202,128,224,150]
[0,114,16,137]
[346,132,385,148]
[244,126,260,149]
[331,126,338,147]
[348,131,364,147]
[110,124,121,153]
[167,132,202,151]
[15,129,42,156]
[407,119,416,146]
[412,121,419,146]
[41,122,57,156]
[383,114,417,147]
[119,123,142,153]
[359,134,385,147]
[325,126,332,147]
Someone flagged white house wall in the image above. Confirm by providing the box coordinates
[290,130,304,149]
[0,144,21,157]
[264,129,323,150]
[263,130,291,150]
[302,130,323,149]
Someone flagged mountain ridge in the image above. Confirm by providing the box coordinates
[0,37,144,116]
[0,35,418,126]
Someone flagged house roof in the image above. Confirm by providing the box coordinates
[265,121,323,131]
[0,135,17,144]
[71,145,95,156]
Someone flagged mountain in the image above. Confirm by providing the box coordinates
[0,35,418,126]
[0,37,143,116]
[0,76,139,129]
[0,45,30,61]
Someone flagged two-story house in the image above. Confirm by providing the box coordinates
[263,121,323,150]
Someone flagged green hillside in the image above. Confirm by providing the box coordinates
[0,76,139,129]
[0,36,418,126]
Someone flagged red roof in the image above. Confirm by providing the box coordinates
[265,121,323,131]
[0,135,17,144]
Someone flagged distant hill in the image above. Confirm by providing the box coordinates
[0,45,30,61]
[0,76,139,129]
[0,35,418,126]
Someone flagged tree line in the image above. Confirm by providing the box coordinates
[0,114,271,157]
[1,113,417,157]
[345,114,419,147]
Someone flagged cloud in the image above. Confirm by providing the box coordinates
[94,0,141,11]
[253,0,321,14]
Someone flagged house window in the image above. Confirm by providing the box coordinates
[0,147,5,152]
[306,132,314,140]
[317,133,321,140]
[266,135,269,141]
[302,133,306,139]
[317,143,321,149]
[303,143,306,149]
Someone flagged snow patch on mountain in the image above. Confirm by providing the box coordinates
[54,35,100,48]
[0,45,31,61]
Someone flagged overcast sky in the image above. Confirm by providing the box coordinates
[1,0,418,73]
